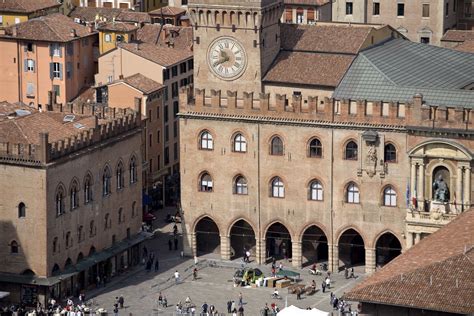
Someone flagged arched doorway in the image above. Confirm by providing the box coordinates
[301,226,328,267]
[195,217,220,255]
[265,222,292,261]
[338,229,365,269]
[375,232,402,267]
[52,264,61,276]
[230,220,256,260]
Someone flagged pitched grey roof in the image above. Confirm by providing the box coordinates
[333,38,474,108]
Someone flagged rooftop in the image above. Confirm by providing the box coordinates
[454,40,474,54]
[68,6,123,23]
[283,0,330,6]
[344,209,474,315]
[111,73,164,94]
[137,24,193,50]
[0,14,96,42]
[116,10,151,24]
[149,6,187,16]
[441,29,474,42]
[333,38,474,108]
[97,21,139,32]
[118,41,193,66]
[0,0,60,14]
[0,101,37,122]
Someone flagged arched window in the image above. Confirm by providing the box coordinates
[118,208,123,224]
[270,136,284,156]
[56,186,65,216]
[199,172,213,192]
[77,225,83,242]
[345,141,358,160]
[346,182,360,203]
[309,180,323,201]
[233,133,247,152]
[53,237,58,253]
[116,161,124,189]
[65,232,72,248]
[104,213,110,230]
[271,177,285,198]
[131,201,136,218]
[234,176,248,195]
[309,138,322,158]
[129,156,137,184]
[84,174,92,203]
[70,180,79,210]
[200,131,213,150]
[10,241,19,254]
[383,186,397,206]
[384,143,397,163]
[89,220,95,237]
[18,202,26,218]
[103,166,111,196]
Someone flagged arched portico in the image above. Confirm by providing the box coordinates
[195,216,221,256]
[338,228,365,271]
[229,219,256,260]
[265,222,292,262]
[375,232,402,268]
[301,225,328,267]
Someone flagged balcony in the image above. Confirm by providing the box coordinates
[406,209,458,228]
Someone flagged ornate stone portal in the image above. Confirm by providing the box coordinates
[360,131,384,178]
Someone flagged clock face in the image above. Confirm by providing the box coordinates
[208,37,247,81]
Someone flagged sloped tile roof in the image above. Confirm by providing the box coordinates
[344,209,474,315]
[0,0,60,14]
[284,0,330,6]
[119,42,192,66]
[137,24,193,51]
[333,38,474,108]
[441,29,474,42]
[0,101,37,121]
[149,6,186,16]
[113,73,164,94]
[68,6,123,23]
[97,21,139,32]
[116,10,151,24]
[1,13,96,42]
[454,40,474,53]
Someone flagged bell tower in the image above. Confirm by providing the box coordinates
[188,0,284,96]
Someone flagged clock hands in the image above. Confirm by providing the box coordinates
[213,50,230,67]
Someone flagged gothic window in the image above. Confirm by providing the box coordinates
[65,232,72,248]
[309,138,322,158]
[84,174,92,203]
[70,180,79,210]
[53,237,58,253]
[129,156,137,184]
[233,133,247,152]
[270,136,284,156]
[56,185,65,216]
[102,166,111,196]
[384,143,397,163]
[309,180,323,201]
[18,202,26,218]
[89,220,95,237]
[77,226,84,242]
[199,172,213,192]
[118,208,123,224]
[132,201,137,218]
[234,176,248,195]
[116,161,124,189]
[346,182,360,203]
[104,213,110,230]
[200,131,213,150]
[271,177,285,198]
[345,141,358,160]
[10,240,19,254]
[383,186,397,206]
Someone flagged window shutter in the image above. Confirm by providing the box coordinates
[59,63,63,80]
[24,44,27,52]
[32,60,35,73]
[285,8,292,21]
[24,59,27,72]
[49,44,54,57]
[307,8,315,20]
[32,44,34,53]
[49,63,53,79]
[59,45,62,58]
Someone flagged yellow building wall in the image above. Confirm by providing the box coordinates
[0,13,28,28]
[99,31,132,55]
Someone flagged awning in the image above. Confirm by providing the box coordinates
[278,305,330,316]
[0,291,10,299]
[276,269,300,278]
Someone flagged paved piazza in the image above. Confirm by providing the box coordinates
[87,212,365,315]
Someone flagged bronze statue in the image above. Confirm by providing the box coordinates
[432,175,449,202]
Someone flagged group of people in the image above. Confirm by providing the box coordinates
[330,293,359,316]
[168,224,180,251]
[262,303,280,316]
[143,246,160,272]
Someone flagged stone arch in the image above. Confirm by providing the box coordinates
[337,227,367,269]
[374,231,402,268]
[22,269,35,276]
[228,218,256,260]
[194,215,221,255]
[64,258,73,270]
[264,221,293,261]
[299,224,329,266]
[77,252,84,263]
[52,264,61,276]
[408,139,473,159]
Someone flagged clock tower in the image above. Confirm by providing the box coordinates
[188,0,284,96]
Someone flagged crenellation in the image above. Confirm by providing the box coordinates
[243,92,253,110]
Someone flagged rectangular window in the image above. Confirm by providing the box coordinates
[149,159,152,172]
[66,62,72,79]
[173,101,179,117]
[366,102,373,115]
[50,43,61,57]
[349,101,357,115]
[26,59,35,72]
[346,1,353,15]
[52,62,61,79]
[164,87,169,101]
[14,17,20,24]
[173,121,178,138]
[382,102,389,116]
[422,3,430,17]
[157,155,161,170]
[171,82,178,98]
[164,105,168,123]
[163,69,170,81]
[187,59,193,70]
[174,143,178,160]
[172,66,178,77]
[397,3,405,16]
[296,12,304,24]
[420,37,430,44]
[164,147,169,165]
[26,42,34,52]
[53,85,60,97]
[26,82,35,96]
[149,133,152,147]
[0,16,3,25]
[180,62,187,74]
[373,2,380,15]
[165,125,169,142]
[105,33,112,42]
[445,2,449,16]
[398,103,406,118]
[180,78,188,87]
[157,130,160,143]
[157,105,160,119]
[108,75,113,83]
[67,43,74,56]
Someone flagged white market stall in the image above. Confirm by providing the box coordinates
[277,305,330,316]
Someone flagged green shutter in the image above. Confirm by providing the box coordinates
[59,63,63,80]
[49,63,53,79]
[49,44,54,57]
[24,59,27,72]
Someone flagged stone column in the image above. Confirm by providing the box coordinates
[406,232,414,249]
[456,166,463,212]
[328,244,338,273]
[464,167,471,209]
[365,248,376,275]
[255,238,265,265]
[414,233,421,244]
[183,232,196,257]
[417,163,425,208]
[220,235,231,260]
[410,163,417,203]
[291,241,302,268]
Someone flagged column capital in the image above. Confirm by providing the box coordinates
[365,247,376,251]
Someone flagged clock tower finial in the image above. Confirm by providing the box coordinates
[188,0,284,96]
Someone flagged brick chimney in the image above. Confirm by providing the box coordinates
[70,28,77,38]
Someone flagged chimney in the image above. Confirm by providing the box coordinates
[87,24,94,33]
[12,26,17,37]
[70,28,77,38]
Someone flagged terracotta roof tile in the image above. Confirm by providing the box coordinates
[0,101,37,121]
[284,0,330,6]
[454,40,474,53]
[344,209,474,315]
[264,51,354,87]
[149,6,186,16]
[441,30,474,42]
[0,0,60,14]
[137,24,193,50]
[119,42,192,66]
[97,21,139,32]
[1,14,96,42]
[116,11,151,24]
[112,73,164,94]
[68,7,123,23]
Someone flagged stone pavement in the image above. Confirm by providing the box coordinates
[85,208,365,315]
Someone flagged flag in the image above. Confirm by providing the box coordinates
[406,182,410,208]
[453,192,457,212]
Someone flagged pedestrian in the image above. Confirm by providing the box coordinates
[263,303,270,316]
[238,305,244,316]
[227,300,232,313]
[344,267,348,279]
[321,281,326,293]
[113,305,119,316]
[238,292,243,306]
[194,255,199,266]
[325,276,331,289]
[245,250,251,263]
[192,268,198,280]
[154,259,159,271]
[174,270,180,284]
[168,239,173,251]
[231,300,236,312]
[296,288,301,300]
[350,267,355,278]
[115,297,120,307]
[201,302,208,314]
[158,292,163,307]
[278,262,283,271]
[118,295,124,308]
[174,238,178,250]
[232,308,237,316]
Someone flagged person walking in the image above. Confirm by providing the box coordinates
[174,270,180,284]
[231,300,236,312]
[325,276,331,289]
[238,305,244,316]
[296,288,302,300]
[118,295,124,308]
[227,300,232,313]
[344,267,348,279]
[168,239,173,251]
[321,281,326,293]
[350,267,355,278]
[193,268,198,281]
[263,303,270,316]
[154,259,159,272]
[113,305,119,316]
[201,302,208,314]
[238,292,243,306]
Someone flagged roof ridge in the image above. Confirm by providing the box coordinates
[358,53,397,85]
[42,16,67,42]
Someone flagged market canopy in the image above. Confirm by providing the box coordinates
[277,305,330,316]
[276,269,300,280]
[0,291,10,299]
